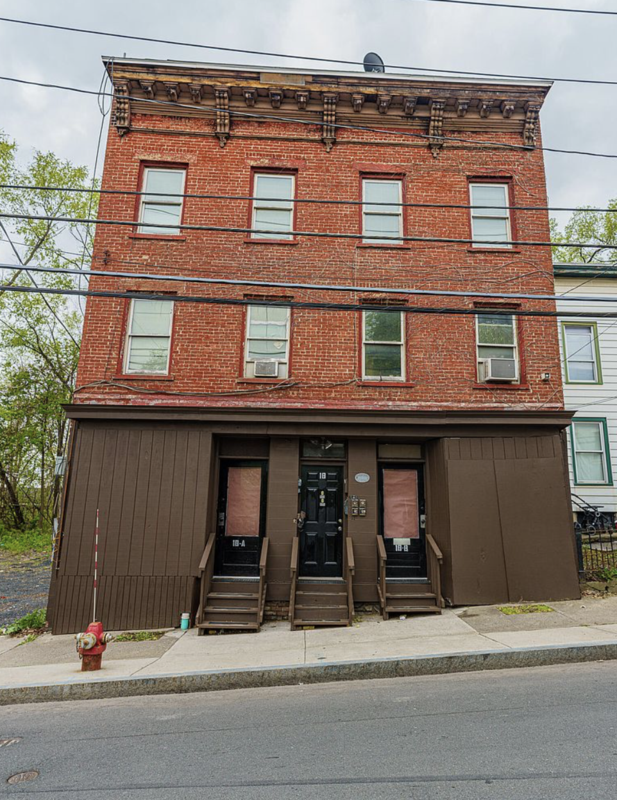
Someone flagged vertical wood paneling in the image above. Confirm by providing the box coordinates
[116,429,142,577]
[128,430,153,575]
[152,431,176,575]
[266,438,299,602]
[141,430,166,576]
[166,429,188,577]
[177,433,199,576]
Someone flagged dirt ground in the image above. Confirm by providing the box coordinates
[0,551,51,628]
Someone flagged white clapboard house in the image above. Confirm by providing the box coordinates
[555,263,617,527]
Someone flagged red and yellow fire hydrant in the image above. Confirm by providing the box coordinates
[76,621,113,671]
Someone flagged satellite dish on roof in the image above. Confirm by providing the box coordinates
[363,52,385,73]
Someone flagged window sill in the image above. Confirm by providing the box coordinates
[236,377,291,385]
[574,482,613,488]
[467,247,521,254]
[244,237,299,246]
[356,243,411,250]
[113,374,175,382]
[473,383,529,391]
[129,234,186,242]
[358,380,415,388]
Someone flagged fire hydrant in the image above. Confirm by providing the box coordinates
[76,621,113,671]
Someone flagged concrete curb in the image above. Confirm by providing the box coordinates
[2,640,617,705]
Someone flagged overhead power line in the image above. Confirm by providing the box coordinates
[1,182,615,215]
[2,281,616,319]
[3,73,617,162]
[413,0,617,16]
[0,209,610,251]
[8,261,617,305]
[0,14,614,87]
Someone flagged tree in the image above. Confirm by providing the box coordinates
[0,131,96,536]
[551,200,617,264]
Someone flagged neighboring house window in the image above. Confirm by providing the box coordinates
[124,298,173,374]
[563,323,601,384]
[362,179,403,244]
[476,313,519,382]
[572,419,612,485]
[470,183,511,247]
[251,173,295,240]
[244,305,290,378]
[138,167,186,235]
[363,310,405,380]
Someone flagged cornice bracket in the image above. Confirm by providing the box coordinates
[112,80,131,137]
[524,103,541,147]
[269,89,284,109]
[189,84,203,104]
[296,91,309,110]
[164,83,180,102]
[322,92,338,152]
[456,99,469,118]
[478,100,493,119]
[377,94,392,115]
[404,96,417,117]
[351,93,364,113]
[139,80,155,99]
[243,88,257,107]
[215,87,231,147]
[429,99,446,157]
[501,100,516,119]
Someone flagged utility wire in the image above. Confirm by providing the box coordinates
[1,182,615,215]
[412,0,617,16]
[2,281,617,320]
[0,210,610,251]
[9,262,617,306]
[0,14,614,87]
[4,74,617,161]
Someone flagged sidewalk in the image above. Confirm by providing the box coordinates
[2,596,617,704]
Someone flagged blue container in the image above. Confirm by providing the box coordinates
[180,613,190,631]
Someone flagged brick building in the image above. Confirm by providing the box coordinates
[48,57,580,634]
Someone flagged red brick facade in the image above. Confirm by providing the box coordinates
[75,69,561,413]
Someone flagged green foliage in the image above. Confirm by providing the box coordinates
[596,566,617,583]
[1,608,47,636]
[0,522,51,554]
[115,631,166,642]
[498,604,554,615]
[551,200,617,264]
[0,129,96,532]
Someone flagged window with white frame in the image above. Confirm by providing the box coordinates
[470,183,511,247]
[251,174,295,240]
[124,298,173,374]
[138,167,185,235]
[476,313,518,382]
[572,419,611,485]
[362,179,403,244]
[563,323,601,384]
[362,310,405,381]
[244,305,290,378]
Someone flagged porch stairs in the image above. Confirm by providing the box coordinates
[196,534,268,633]
[289,536,356,630]
[376,534,444,620]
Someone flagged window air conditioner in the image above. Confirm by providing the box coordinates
[253,360,279,378]
[482,358,518,382]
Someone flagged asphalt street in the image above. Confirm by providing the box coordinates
[1,661,616,799]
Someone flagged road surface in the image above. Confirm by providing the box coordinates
[1,661,616,798]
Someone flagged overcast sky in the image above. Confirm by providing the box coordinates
[0,0,615,221]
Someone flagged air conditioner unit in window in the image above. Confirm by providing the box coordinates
[483,358,518,382]
[254,360,279,378]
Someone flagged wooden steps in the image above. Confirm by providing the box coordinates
[291,579,351,629]
[198,577,263,632]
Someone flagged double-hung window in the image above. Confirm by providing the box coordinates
[245,305,290,378]
[476,313,518,382]
[362,310,405,381]
[563,323,601,383]
[572,419,611,485]
[138,167,186,235]
[362,179,403,244]
[470,183,511,247]
[251,173,295,240]
[124,298,173,374]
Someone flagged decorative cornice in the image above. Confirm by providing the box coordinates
[501,100,516,118]
[404,96,417,116]
[376,94,392,115]
[524,102,541,147]
[478,100,493,119]
[351,93,365,113]
[164,83,180,102]
[429,99,446,157]
[269,88,284,109]
[456,99,469,118]
[112,80,131,136]
[189,84,203,104]
[214,87,231,147]
[296,91,309,110]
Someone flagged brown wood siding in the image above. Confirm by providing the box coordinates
[48,421,213,634]
[348,439,379,602]
[425,439,453,601]
[265,438,299,602]
[444,434,579,605]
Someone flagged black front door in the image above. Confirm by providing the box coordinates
[299,465,344,578]
[378,464,426,579]
[215,459,267,577]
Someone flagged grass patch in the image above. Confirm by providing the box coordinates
[17,633,40,646]
[0,527,51,556]
[114,631,165,642]
[1,608,47,636]
[498,604,554,615]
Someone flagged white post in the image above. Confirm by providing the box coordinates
[93,509,99,623]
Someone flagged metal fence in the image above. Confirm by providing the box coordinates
[575,526,617,580]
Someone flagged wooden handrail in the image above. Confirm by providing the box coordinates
[426,533,443,563]
[198,533,216,574]
[376,535,387,620]
[345,537,355,624]
[259,537,269,577]
[377,535,387,564]
[345,537,355,575]
[290,536,299,578]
